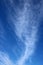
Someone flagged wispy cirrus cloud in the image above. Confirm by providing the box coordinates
[0,51,14,65]
[13,1,38,65]
[2,0,42,65]
[16,25,37,65]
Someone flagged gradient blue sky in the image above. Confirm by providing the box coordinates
[0,0,43,65]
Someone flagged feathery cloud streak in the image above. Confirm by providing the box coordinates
[0,0,42,65]
[0,51,14,65]
[14,0,38,65]
[6,0,39,65]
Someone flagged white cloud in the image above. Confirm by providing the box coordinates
[0,51,14,65]
[5,0,40,65]
[1,0,43,65]
[16,25,37,65]
[13,1,38,65]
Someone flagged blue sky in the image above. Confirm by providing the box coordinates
[0,0,43,65]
